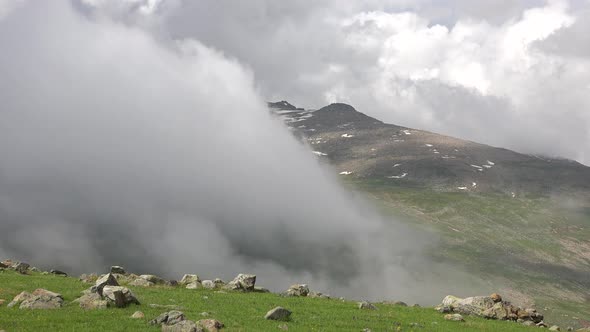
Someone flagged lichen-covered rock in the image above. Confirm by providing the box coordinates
[490,293,502,303]
[162,320,203,332]
[186,281,202,289]
[441,295,462,308]
[95,273,119,295]
[454,296,495,316]
[140,274,166,285]
[131,311,145,319]
[12,262,30,274]
[265,307,292,321]
[201,280,215,289]
[482,302,509,320]
[8,291,34,308]
[130,278,155,287]
[110,266,126,274]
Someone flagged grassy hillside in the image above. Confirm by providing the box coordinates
[0,269,536,332]
[347,179,590,328]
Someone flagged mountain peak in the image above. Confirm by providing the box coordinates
[267,100,303,111]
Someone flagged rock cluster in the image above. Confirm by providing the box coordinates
[8,289,64,309]
[1,260,31,274]
[74,272,139,309]
[224,274,256,292]
[436,294,546,327]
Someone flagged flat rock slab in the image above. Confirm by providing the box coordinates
[265,307,292,321]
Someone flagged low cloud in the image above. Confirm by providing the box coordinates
[0,1,484,303]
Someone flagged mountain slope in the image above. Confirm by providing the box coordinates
[271,101,590,196]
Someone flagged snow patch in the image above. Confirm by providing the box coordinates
[457,187,468,190]
[339,171,352,175]
[341,133,354,138]
[425,144,433,147]
[470,165,483,169]
[393,163,402,167]
[312,151,327,156]
[387,173,408,179]
[487,160,495,165]
[402,130,412,135]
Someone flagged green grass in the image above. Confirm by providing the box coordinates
[0,270,536,331]
[343,179,590,328]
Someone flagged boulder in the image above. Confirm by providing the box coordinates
[180,274,201,286]
[166,280,179,287]
[265,307,292,321]
[393,301,408,307]
[358,301,377,310]
[130,278,155,287]
[197,319,224,332]
[186,281,202,290]
[79,273,98,283]
[225,274,256,291]
[7,291,34,308]
[12,262,30,274]
[139,274,166,285]
[131,311,145,319]
[444,314,465,322]
[162,320,203,332]
[441,295,462,308]
[201,280,215,289]
[549,326,561,331]
[435,305,452,313]
[482,302,509,320]
[284,284,309,297]
[102,286,139,308]
[73,293,108,309]
[19,289,64,309]
[213,279,225,288]
[150,310,186,326]
[110,266,126,274]
[50,269,68,277]
[95,273,119,295]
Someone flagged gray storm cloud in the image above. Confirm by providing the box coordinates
[0,1,484,303]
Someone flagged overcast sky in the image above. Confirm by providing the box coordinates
[62,0,590,165]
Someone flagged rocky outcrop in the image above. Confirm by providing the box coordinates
[436,294,543,326]
[284,284,309,297]
[102,286,140,308]
[94,273,119,295]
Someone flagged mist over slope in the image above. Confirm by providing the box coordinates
[0,1,481,303]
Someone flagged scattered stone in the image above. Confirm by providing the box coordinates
[49,269,67,277]
[8,291,34,307]
[197,319,224,332]
[265,307,292,321]
[549,326,560,331]
[361,329,371,332]
[225,274,256,291]
[12,262,30,274]
[537,321,548,328]
[0,299,5,306]
[180,274,201,286]
[358,301,377,310]
[131,311,145,319]
[166,280,179,287]
[162,320,201,332]
[200,312,210,317]
[139,274,166,285]
[150,310,186,326]
[393,301,407,307]
[522,321,535,326]
[444,314,465,322]
[73,293,108,310]
[278,324,289,331]
[284,284,309,297]
[490,293,502,303]
[19,289,64,309]
[213,279,225,288]
[130,278,155,287]
[201,280,215,289]
[102,286,139,308]
[186,281,202,290]
[110,266,126,274]
[254,286,270,293]
[95,273,119,295]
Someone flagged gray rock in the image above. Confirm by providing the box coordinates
[150,310,186,326]
[73,293,108,309]
[50,269,68,276]
[549,326,561,331]
[358,301,377,310]
[139,274,166,285]
[265,307,292,321]
[12,262,30,274]
[225,274,256,291]
[454,296,495,316]
[444,314,465,322]
[436,305,452,313]
[201,280,215,289]
[8,291,34,308]
[102,286,139,307]
[186,281,202,289]
[130,278,155,287]
[110,266,126,274]
[180,274,201,286]
[284,284,309,297]
[482,302,509,320]
[95,273,119,295]
[213,279,225,287]
[19,289,64,309]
